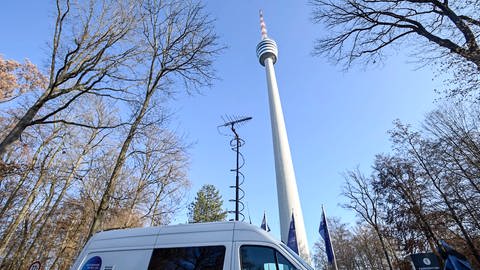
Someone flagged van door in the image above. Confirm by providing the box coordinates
[233,242,305,270]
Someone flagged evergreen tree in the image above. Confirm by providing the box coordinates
[188,184,227,223]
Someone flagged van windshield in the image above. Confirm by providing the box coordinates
[279,243,315,270]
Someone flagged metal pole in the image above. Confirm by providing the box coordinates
[323,205,339,270]
[232,124,240,221]
[220,116,251,222]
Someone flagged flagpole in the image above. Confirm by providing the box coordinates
[322,205,339,270]
[264,210,267,226]
[247,202,252,224]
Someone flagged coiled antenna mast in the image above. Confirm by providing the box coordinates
[219,115,252,221]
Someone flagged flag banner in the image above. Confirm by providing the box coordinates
[439,240,472,270]
[287,213,299,254]
[409,253,440,270]
[445,256,473,270]
[319,207,335,264]
[261,212,271,232]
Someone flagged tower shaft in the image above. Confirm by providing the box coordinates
[262,56,310,260]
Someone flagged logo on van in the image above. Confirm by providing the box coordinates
[81,256,102,270]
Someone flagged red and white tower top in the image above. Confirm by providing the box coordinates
[256,11,278,66]
[259,10,268,39]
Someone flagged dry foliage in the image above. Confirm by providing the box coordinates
[326,102,480,269]
[0,55,47,103]
[0,0,220,269]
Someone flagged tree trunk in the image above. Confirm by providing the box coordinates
[432,179,480,264]
[374,226,394,270]
[0,133,53,218]
[0,145,59,257]
[391,172,442,261]
[19,132,93,266]
[410,139,480,264]
[88,88,155,237]
[0,91,50,156]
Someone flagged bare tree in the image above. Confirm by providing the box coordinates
[129,125,190,226]
[343,170,396,270]
[0,95,116,268]
[349,104,480,268]
[311,0,480,98]
[373,155,444,257]
[88,0,221,237]
[0,125,65,257]
[313,218,392,270]
[390,120,480,264]
[0,0,139,155]
[0,0,221,268]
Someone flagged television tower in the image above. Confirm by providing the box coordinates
[256,11,310,260]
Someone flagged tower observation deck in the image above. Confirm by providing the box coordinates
[256,11,310,261]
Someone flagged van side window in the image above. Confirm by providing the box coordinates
[148,245,226,270]
[240,245,297,270]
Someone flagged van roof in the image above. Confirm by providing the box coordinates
[87,221,280,250]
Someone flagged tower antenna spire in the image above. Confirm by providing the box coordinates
[259,9,268,39]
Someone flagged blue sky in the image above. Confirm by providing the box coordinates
[0,1,440,251]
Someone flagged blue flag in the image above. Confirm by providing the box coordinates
[439,240,472,270]
[319,207,335,264]
[260,212,271,232]
[445,257,473,270]
[287,213,299,254]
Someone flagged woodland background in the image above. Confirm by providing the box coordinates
[1,0,480,269]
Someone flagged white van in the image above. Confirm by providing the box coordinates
[70,221,314,270]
